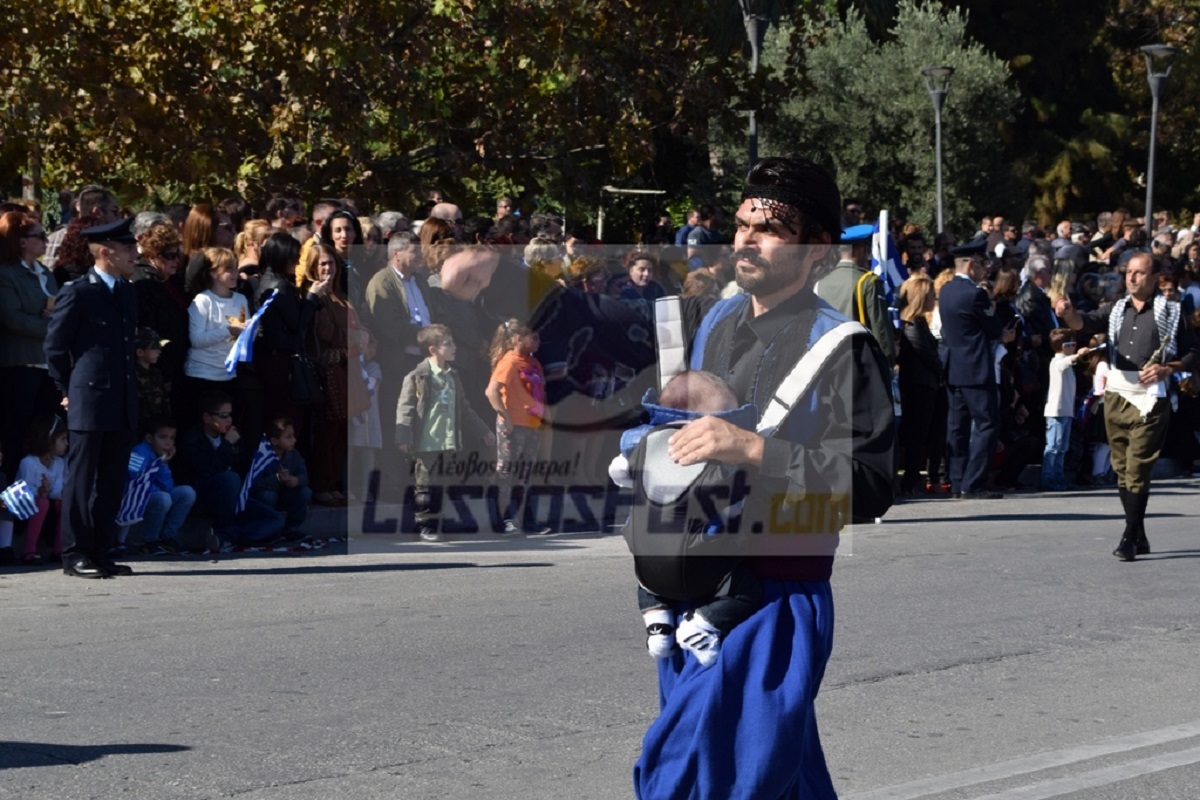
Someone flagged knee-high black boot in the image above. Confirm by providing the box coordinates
[1133,489,1151,555]
[1113,487,1137,561]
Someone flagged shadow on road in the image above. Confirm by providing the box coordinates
[0,741,190,770]
[130,561,556,577]
[902,512,1186,524]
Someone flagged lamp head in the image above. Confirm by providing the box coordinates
[920,65,955,94]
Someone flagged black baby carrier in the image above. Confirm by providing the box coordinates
[622,296,866,603]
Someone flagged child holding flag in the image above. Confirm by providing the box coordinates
[122,418,195,554]
[180,390,283,549]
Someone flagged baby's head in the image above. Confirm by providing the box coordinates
[659,370,738,415]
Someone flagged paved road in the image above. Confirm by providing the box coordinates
[3,480,1199,799]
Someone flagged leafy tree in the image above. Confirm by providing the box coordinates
[759,0,1021,236]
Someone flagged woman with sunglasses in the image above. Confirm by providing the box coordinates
[132,222,192,427]
[0,211,62,465]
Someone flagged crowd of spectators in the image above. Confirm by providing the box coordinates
[1,185,1199,561]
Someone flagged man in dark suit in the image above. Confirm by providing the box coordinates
[939,248,1015,499]
[44,218,139,578]
[362,232,436,501]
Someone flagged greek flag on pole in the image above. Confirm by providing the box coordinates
[225,289,278,376]
[237,436,279,514]
[116,456,166,525]
[870,210,908,329]
[1,480,38,521]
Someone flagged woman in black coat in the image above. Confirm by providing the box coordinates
[254,233,328,455]
[896,274,943,495]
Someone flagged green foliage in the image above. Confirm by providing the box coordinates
[761,1,1021,235]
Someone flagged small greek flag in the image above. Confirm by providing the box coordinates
[116,456,166,525]
[1,480,39,521]
[225,289,278,376]
[870,211,908,329]
[237,436,279,514]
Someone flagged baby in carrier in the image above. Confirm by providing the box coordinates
[609,370,763,667]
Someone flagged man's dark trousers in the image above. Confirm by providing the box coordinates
[946,381,999,494]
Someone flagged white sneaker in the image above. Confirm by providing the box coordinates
[676,611,722,668]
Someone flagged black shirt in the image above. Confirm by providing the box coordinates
[1080,294,1200,372]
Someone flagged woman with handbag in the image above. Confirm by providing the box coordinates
[305,243,363,506]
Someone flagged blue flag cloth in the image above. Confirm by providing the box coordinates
[237,436,279,514]
[1,480,39,521]
[116,455,167,525]
[225,289,278,376]
[870,217,908,329]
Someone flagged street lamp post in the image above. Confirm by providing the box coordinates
[1141,44,1180,236]
[921,66,954,234]
[740,0,770,170]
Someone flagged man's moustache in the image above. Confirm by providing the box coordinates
[730,250,769,270]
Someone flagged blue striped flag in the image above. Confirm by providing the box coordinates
[116,455,166,525]
[1,480,39,521]
[225,289,278,376]
[237,436,280,514]
[870,211,908,329]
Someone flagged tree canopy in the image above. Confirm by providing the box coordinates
[2,0,1199,237]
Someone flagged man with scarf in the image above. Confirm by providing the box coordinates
[1057,252,1200,560]
[632,157,894,799]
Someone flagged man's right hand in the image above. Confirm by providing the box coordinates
[225,426,241,445]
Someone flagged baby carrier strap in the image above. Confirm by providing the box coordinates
[757,319,866,437]
[654,295,748,391]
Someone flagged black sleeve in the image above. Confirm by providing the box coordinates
[758,334,895,522]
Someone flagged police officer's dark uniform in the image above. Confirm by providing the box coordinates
[44,218,139,578]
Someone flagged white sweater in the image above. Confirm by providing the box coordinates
[1043,352,1080,418]
[184,290,248,381]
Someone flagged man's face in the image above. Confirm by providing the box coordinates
[93,201,120,225]
[390,245,417,275]
[1034,267,1050,288]
[731,198,822,297]
[1003,226,1019,244]
[106,241,138,276]
[1126,255,1157,301]
[496,200,512,217]
[981,218,994,233]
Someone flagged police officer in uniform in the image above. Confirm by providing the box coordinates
[44,218,140,578]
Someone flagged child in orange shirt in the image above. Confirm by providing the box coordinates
[485,319,546,535]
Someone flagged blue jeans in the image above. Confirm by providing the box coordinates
[197,472,284,545]
[139,486,197,543]
[1042,416,1072,488]
[251,485,312,534]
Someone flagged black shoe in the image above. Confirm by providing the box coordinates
[1136,536,1151,556]
[959,490,1004,500]
[97,559,134,576]
[63,557,112,579]
[1112,539,1137,562]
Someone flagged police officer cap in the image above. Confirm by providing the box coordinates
[81,217,136,245]
[950,239,987,257]
[840,224,874,243]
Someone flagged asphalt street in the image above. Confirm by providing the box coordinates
[2,479,1199,799]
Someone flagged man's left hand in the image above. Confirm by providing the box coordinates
[1139,364,1173,385]
[667,416,764,468]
